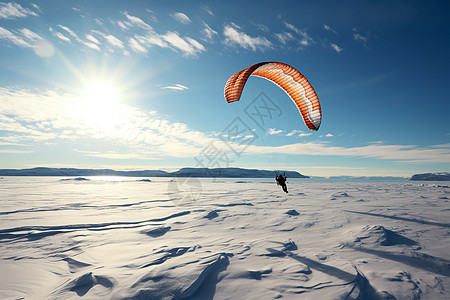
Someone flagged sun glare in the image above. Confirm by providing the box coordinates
[80,80,122,130]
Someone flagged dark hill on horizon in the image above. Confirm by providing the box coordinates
[410,172,450,181]
[0,167,309,178]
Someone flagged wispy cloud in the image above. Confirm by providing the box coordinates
[122,11,153,30]
[0,2,38,19]
[324,24,338,35]
[268,128,283,135]
[202,22,218,42]
[0,9,206,59]
[251,21,269,32]
[114,13,204,57]
[274,32,294,45]
[84,34,101,50]
[286,130,302,137]
[224,23,272,51]
[19,28,41,41]
[0,26,31,47]
[352,28,369,48]
[162,31,205,56]
[283,22,313,46]
[299,132,312,137]
[204,6,214,16]
[76,150,158,160]
[105,34,124,49]
[285,130,312,138]
[31,3,40,12]
[92,30,126,53]
[135,32,168,48]
[59,25,104,52]
[330,43,343,53]
[145,9,158,23]
[58,25,81,42]
[0,149,33,154]
[161,84,188,91]
[171,12,191,24]
[49,26,71,43]
[128,37,147,54]
[243,141,450,163]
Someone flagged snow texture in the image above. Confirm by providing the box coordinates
[0,177,449,299]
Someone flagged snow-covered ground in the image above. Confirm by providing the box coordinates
[0,176,449,299]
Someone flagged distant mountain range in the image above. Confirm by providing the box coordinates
[1,167,448,181]
[0,167,308,178]
[410,172,450,181]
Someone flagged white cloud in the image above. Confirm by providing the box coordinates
[117,13,204,57]
[136,33,168,48]
[324,24,338,35]
[330,43,343,53]
[298,132,312,137]
[83,41,100,51]
[86,34,100,44]
[352,28,369,48]
[283,22,313,46]
[77,151,156,160]
[117,20,129,31]
[186,37,205,52]
[243,142,450,163]
[171,12,191,24]
[286,130,302,137]
[92,30,125,51]
[0,26,31,47]
[274,32,294,45]
[58,25,81,42]
[0,2,37,19]
[122,11,153,30]
[128,37,147,54]
[31,4,40,12]
[20,28,42,41]
[0,10,205,58]
[94,18,103,26]
[223,23,272,51]
[251,22,269,32]
[268,128,283,135]
[284,22,300,34]
[204,6,214,16]
[145,9,158,22]
[49,26,71,43]
[0,149,33,154]
[105,34,124,49]
[162,31,204,56]
[325,133,334,137]
[161,84,188,91]
[202,22,218,42]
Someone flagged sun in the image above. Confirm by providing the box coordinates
[79,80,122,130]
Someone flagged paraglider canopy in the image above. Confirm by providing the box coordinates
[224,62,322,131]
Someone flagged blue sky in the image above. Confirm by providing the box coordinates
[0,0,449,177]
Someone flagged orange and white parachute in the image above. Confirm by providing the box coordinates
[224,62,322,131]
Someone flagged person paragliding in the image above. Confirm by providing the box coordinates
[276,173,288,193]
[224,62,322,193]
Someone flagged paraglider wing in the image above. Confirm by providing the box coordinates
[224,62,322,131]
